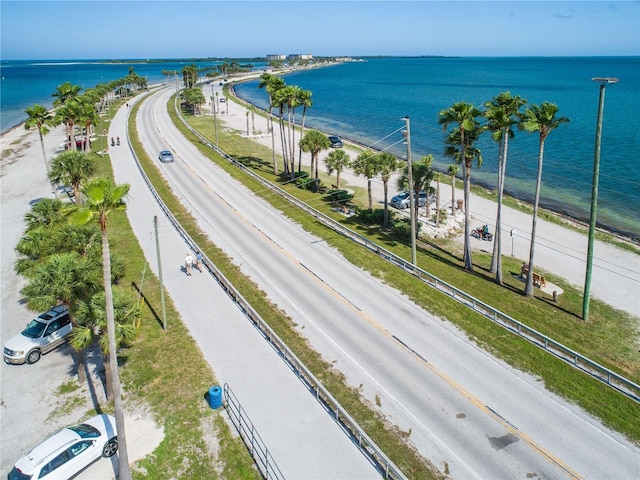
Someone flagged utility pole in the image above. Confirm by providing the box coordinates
[583,77,618,321]
[154,216,168,330]
[403,116,416,265]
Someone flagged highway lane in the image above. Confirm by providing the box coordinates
[137,85,640,479]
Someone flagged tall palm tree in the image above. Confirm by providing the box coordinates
[49,150,96,204]
[297,89,313,171]
[324,149,351,189]
[24,104,58,182]
[376,152,402,228]
[71,178,133,480]
[484,92,527,284]
[518,102,570,296]
[75,96,100,152]
[299,130,331,189]
[439,102,483,271]
[52,82,82,148]
[352,151,380,210]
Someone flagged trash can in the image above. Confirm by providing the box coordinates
[456,199,463,210]
[208,385,223,409]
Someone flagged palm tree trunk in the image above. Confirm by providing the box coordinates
[490,134,505,278]
[450,173,456,216]
[383,180,389,228]
[435,176,441,227]
[269,112,277,174]
[463,160,473,271]
[101,229,132,480]
[525,140,546,297]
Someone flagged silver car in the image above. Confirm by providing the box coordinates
[8,414,118,480]
[390,191,427,209]
[3,305,72,365]
[159,150,174,163]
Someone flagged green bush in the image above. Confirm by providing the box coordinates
[357,208,386,225]
[431,208,448,223]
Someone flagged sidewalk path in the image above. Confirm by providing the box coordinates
[109,96,380,478]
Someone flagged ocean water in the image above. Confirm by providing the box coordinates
[235,57,640,238]
[0,59,232,132]
[1,57,638,237]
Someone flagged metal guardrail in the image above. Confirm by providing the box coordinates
[223,384,285,480]
[176,102,640,404]
[127,95,409,479]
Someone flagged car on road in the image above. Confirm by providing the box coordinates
[8,414,118,480]
[3,305,71,365]
[159,150,174,163]
[390,191,428,209]
[219,97,226,103]
[328,135,343,148]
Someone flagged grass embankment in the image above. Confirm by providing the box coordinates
[90,105,261,479]
[176,97,639,446]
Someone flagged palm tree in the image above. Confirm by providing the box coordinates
[24,104,58,183]
[518,102,570,296]
[439,102,483,271]
[299,130,331,189]
[49,150,96,204]
[352,151,380,210]
[397,155,434,234]
[325,149,351,189]
[72,288,140,401]
[447,164,458,216]
[23,197,65,231]
[52,82,82,148]
[376,152,402,228]
[297,89,313,171]
[71,178,133,480]
[434,173,442,227]
[484,92,527,284]
[19,251,103,382]
[75,96,100,152]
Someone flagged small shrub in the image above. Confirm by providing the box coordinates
[431,208,448,223]
[357,208,386,225]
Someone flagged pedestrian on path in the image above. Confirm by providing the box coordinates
[185,252,194,276]
[195,251,203,272]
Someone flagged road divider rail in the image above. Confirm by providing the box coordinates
[127,101,410,480]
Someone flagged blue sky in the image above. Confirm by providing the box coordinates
[1,1,638,59]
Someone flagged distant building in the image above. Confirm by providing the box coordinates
[266,54,287,61]
[287,54,313,62]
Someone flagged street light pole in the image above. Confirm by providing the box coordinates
[582,77,618,321]
[403,116,417,265]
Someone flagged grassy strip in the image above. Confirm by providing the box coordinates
[90,102,261,479]
[178,104,640,444]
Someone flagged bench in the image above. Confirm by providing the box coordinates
[522,267,546,288]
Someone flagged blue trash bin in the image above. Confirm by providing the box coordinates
[208,385,223,409]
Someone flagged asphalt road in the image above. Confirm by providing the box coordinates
[132,83,640,478]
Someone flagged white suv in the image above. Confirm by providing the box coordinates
[8,414,118,480]
[3,305,72,365]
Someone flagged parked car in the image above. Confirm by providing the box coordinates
[3,305,71,365]
[390,191,428,209]
[219,97,226,103]
[158,150,174,163]
[8,414,118,480]
[328,135,343,148]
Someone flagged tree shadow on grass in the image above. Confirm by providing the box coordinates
[131,281,164,329]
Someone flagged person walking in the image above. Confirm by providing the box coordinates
[195,251,203,272]
[185,252,194,276]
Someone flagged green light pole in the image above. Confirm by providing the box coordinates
[582,77,618,321]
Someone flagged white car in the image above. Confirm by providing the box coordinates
[3,305,72,365]
[8,414,118,480]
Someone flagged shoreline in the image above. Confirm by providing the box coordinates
[226,81,639,246]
